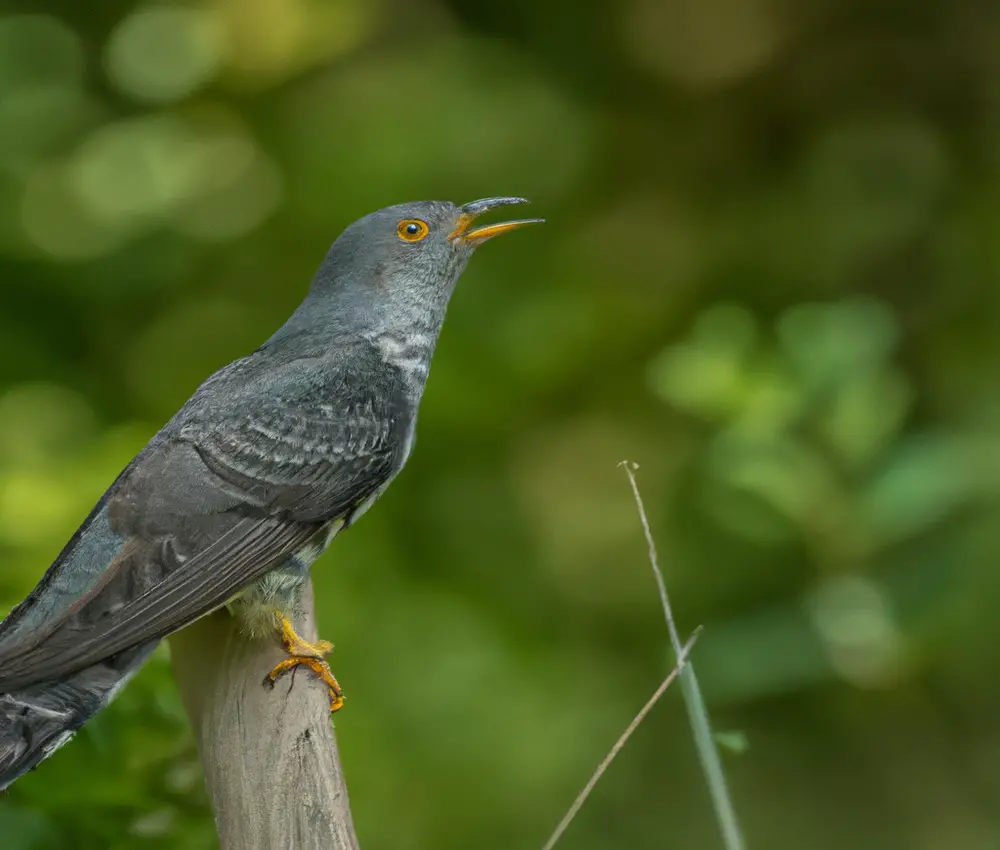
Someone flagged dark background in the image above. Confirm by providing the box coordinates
[1,0,999,847]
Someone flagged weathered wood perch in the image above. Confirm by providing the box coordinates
[169,582,359,850]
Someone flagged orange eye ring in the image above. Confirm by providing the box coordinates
[397,219,429,242]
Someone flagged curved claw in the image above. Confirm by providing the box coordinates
[266,655,345,712]
[264,614,345,712]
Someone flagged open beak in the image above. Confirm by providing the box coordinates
[449,197,544,245]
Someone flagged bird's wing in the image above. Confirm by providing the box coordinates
[0,355,406,690]
[0,517,318,690]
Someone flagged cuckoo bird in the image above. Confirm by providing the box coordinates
[0,197,542,789]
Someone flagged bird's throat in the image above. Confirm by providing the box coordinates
[365,330,435,398]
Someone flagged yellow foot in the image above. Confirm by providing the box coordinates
[264,615,345,712]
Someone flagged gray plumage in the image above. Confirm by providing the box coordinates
[0,197,541,789]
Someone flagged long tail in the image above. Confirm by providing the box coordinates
[0,641,157,790]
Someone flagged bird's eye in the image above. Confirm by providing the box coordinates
[397,219,429,242]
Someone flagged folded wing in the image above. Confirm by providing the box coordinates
[0,347,407,691]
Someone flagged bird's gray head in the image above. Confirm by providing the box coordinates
[285,197,542,349]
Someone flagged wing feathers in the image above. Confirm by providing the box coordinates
[0,344,410,691]
[0,519,318,690]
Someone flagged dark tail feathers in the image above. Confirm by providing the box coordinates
[0,641,157,790]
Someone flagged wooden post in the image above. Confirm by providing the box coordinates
[169,582,359,850]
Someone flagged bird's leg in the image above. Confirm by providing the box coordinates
[264,614,344,712]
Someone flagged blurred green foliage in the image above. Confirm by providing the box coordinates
[1,0,999,848]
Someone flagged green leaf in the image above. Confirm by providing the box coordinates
[861,434,977,546]
[714,730,750,754]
